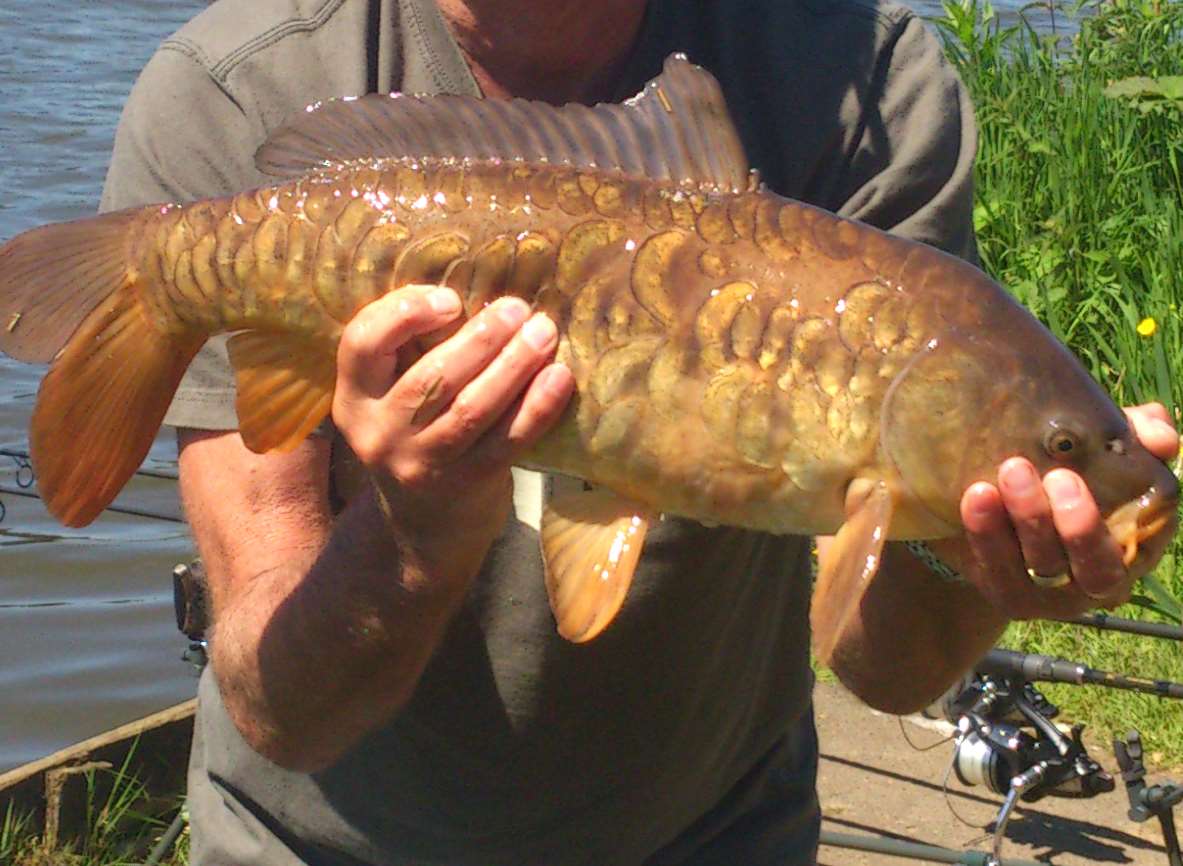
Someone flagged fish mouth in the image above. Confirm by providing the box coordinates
[1105,486,1179,568]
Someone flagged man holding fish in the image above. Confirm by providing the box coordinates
[6,0,1178,862]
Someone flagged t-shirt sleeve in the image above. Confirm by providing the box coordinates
[100,45,263,430]
[833,13,979,263]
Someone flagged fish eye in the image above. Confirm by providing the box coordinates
[1045,429,1082,460]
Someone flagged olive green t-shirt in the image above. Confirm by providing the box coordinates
[100,1,977,864]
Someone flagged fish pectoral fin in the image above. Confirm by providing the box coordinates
[255,55,751,193]
[540,487,653,643]
[227,331,336,453]
[810,478,895,666]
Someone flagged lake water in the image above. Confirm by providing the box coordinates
[0,0,1059,773]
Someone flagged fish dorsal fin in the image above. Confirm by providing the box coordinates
[540,486,654,643]
[227,331,336,453]
[810,479,894,666]
[256,54,751,192]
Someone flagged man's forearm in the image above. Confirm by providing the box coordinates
[211,486,472,772]
[825,542,1008,714]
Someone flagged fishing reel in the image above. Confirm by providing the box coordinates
[941,649,1116,865]
[946,664,1114,802]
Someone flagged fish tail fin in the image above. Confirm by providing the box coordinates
[31,291,203,526]
[0,210,202,526]
[0,208,147,363]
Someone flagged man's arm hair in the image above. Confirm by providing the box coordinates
[105,48,474,770]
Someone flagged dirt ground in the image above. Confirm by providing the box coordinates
[813,681,1175,865]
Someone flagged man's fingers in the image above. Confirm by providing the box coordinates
[420,311,560,455]
[997,457,1069,579]
[960,482,1035,615]
[337,286,463,400]
[1125,403,1179,461]
[959,481,1094,619]
[1129,401,1172,426]
[1043,469,1128,603]
[958,458,1134,618]
[474,363,575,464]
[391,297,532,427]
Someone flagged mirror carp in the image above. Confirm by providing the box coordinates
[0,56,1175,649]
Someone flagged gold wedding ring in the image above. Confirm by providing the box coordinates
[1026,568,1071,589]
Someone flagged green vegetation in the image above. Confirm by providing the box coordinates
[0,750,187,866]
[932,0,1183,763]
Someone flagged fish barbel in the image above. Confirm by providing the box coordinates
[0,56,1176,648]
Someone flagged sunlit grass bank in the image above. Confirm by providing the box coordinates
[1,753,187,866]
[933,0,1183,764]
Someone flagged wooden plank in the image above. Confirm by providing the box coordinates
[0,699,196,792]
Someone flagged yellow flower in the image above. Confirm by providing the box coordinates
[1137,317,1158,337]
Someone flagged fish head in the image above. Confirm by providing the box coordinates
[881,295,1178,571]
[1008,381,1179,574]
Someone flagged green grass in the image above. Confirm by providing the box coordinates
[0,746,188,866]
[932,0,1183,764]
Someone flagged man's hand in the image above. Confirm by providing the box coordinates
[178,286,574,770]
[932,403,1179,619]
[825,404,1177,713]
[331,285,574,586]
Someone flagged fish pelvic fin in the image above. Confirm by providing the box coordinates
[30,284,203,527]
[541,487,653,643]
[256,54,752,194]
[227,331,336,453]
[810,479,894,666]
[0,208,147,364]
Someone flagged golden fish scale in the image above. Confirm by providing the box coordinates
[132,159,943,532]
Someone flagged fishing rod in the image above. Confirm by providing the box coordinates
[0,448,179,481]
[0,483,184,525]
[1058,612,1183,642]
[978,647,1183,700]
[817,830,1044,865]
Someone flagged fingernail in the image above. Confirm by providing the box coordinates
[1153,419,1177,440]
[1044,470,1081,505]
[428,288,460,314]
[540,364,572,396]
[495,297,530,328]
[521,314,557,350]
[965,482,999,521]
[1001,461,1038,495]
[969,497,996,521]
